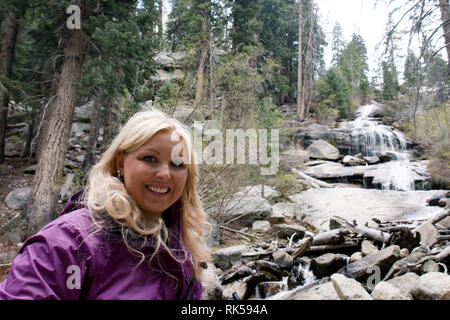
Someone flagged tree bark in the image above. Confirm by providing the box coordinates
[231,0,239,56]
[82,89,102,170]
[24,4,92,235]
[439,0,450,77]
[103,97,120,148]
[158,0,163,50]
[194,2,209,108]
[302,2,314,120]
[0,11,20,164]
[297,0,304,121]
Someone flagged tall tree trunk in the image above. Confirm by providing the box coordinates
[439,0,450,77]
[0,11,20,164]
[103,97,120,148]
[302,2,314,120]
[194,2,209,108]
[158,0,163,50]
[297,0,304,121]
[24,5,92,235]
[231,0,239,56]
[82,89,102,170]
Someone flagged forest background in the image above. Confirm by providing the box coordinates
[0,0,448,240]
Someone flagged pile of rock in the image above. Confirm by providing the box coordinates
[203,208,450,300]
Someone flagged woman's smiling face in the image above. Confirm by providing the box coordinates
[116,129,188,219]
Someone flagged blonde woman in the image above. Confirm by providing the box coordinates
[0,110,211,300]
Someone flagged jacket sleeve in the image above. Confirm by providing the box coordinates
[0,217,91,300]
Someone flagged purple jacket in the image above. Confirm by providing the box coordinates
[0,192,202,300]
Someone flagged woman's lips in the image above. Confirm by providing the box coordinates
[146,185,170,197]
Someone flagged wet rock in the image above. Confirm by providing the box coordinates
[338,245,401,282]
[387,272,420,296]
[245,272,281,299]
[222,280,247,300]
[272,250,294,269]
[412,272,450,300]
[220,265,254,285]
[361,240,379,257]
[363,156,380,164]
[311,253,348,278]
[343,155,366,166]
[5,187,31,210]
[371,281,413,300]
[213,245,251,271]
[414,221,439,247]
[331,273,373,300]
[268,278,339,300]
[255,260,283,280]
[306,139,341,161]
[272,224,305,240]
[201,263,223,300]
[257,281,287,299]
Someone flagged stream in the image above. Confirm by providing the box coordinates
[293,102,448,231]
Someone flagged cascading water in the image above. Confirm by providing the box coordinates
[349,103,412,161]
[339,102,417,191]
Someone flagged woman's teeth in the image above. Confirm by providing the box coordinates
[147,186,169,194]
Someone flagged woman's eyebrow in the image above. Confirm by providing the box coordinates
[140,147,160,155]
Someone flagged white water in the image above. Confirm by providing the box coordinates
[265,263,317,300]
[340,102,417,190]
[343,102,412,161]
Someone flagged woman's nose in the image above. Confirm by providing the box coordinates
[155,163,171,179]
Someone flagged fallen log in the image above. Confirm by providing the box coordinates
[310,228,350,246]
[352,225,392,243]
[428,209,450,225]
[290,237,313,259]
[337,216,392,243]
[291,168,334,188]
[288,240,359,253]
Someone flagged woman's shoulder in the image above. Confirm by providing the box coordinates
[20,208,100,254]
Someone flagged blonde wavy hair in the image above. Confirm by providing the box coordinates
[84,110,210,279]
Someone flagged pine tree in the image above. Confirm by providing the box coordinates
[331,21,345,66]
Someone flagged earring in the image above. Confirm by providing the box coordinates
[117,170,124,183]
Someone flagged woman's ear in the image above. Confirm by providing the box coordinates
[116,151,124,174]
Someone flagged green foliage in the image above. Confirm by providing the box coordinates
[155,81,180,109]
[382,59,399,101]
[254,97,282,129]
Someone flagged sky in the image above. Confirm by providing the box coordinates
[315,0,389,78]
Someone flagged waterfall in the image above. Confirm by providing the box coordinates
[340,102,417,191]
[349,103,412,161]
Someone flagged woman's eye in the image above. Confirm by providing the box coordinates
[143,156,156,162]
[170,161,185,168]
